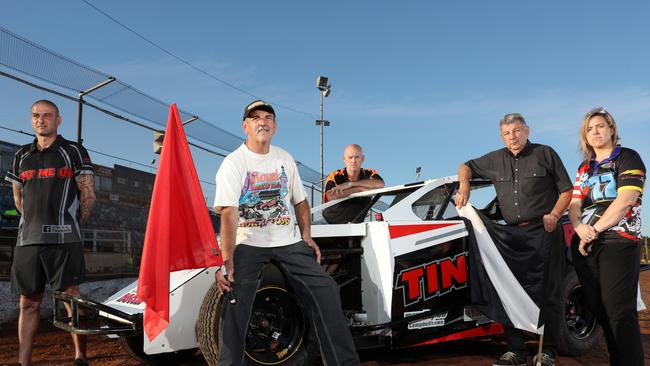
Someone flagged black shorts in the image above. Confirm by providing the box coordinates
[11,243,86,296]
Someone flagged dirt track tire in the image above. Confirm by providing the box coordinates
[195,266,319,366]
[118,334,198,365]
[557,269,603,356]
[196,281,223,366]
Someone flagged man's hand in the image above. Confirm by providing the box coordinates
[304,237,321,264]
[542,212,559,232]
[578,239,594,256]
[328,183,349,200]
[294,200,319,263]
[215,259,234,293]
[574,223,598,243]
[455,164,473,207]
[455,182,471,207]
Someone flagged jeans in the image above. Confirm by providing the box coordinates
[217,241,360,366]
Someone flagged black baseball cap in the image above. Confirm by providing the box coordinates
[243,100,275,120]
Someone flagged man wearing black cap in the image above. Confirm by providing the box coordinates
[213,100,360,365]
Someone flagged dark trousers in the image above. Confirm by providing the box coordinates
[572,237,644,366]
[502,225,564,358]
[503,271,563,357]
[217,241,360,366]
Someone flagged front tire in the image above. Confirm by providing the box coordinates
[196,281,223,366]
[196,265,319,365]
[557,269,602,356]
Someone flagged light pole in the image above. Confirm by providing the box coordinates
[315,75,331,192]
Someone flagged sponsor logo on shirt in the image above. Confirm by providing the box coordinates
[20,167,74,181]
[42,225,72,233]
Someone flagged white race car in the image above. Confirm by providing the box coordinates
[53,176,601,365]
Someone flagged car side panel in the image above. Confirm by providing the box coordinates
[388,221,478,348]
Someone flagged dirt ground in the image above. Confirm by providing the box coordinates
[2,272,650,366]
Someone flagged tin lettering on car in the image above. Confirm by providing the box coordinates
[394,252,468,307]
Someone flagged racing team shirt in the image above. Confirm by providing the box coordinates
[324,167,383,201]
[466,142,573,225]
[5,135,93,246]
[322,167,382,224]
[572,145,645,241]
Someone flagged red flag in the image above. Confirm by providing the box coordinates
[137,104,222,341]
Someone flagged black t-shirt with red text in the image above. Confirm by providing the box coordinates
[5,135,93,246]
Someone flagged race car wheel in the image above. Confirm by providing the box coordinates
[118,334,198,365]
[244,286,310,364]
[196,281,223,366]
[557,269,602,356]
[196,266,319,365]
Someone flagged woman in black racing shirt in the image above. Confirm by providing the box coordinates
[568,107,646,366]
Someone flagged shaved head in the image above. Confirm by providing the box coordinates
[344,144,363,156]
[31,99,59,117]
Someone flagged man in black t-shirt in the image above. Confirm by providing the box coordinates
[456,113,572,366]
[323,144,384,224]
[5,100,96,366]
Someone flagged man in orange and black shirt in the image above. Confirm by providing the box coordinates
[322,144,384,224]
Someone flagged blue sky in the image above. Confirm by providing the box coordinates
[1,1,649,234]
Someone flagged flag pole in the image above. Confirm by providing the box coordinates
[535,332,544,366]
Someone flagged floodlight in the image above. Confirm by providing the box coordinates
[316,76,329,91]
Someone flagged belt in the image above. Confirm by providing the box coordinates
[514,218,543,227]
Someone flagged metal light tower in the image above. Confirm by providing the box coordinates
[315,75,331,191]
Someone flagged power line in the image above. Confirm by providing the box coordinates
[0,125,33,138]
[80,0,314,118]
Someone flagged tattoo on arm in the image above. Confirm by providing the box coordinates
[75,174,96,222]
[11,182,22,214]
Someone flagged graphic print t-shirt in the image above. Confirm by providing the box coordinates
[214,144,306,248]
[572,146,645,241]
